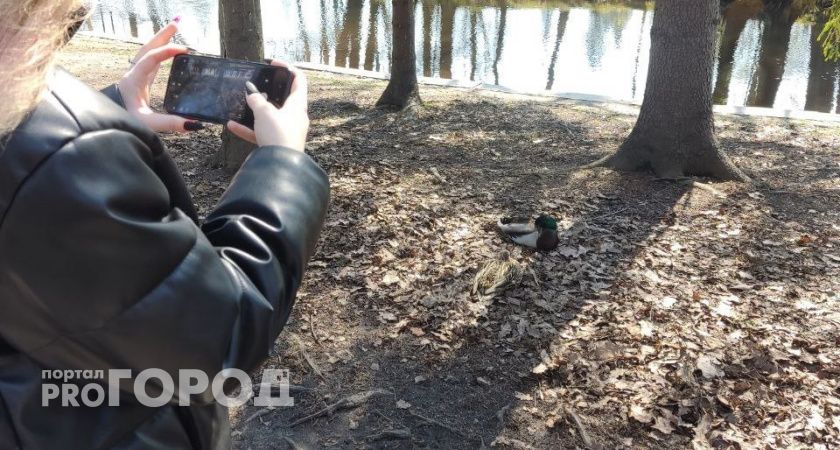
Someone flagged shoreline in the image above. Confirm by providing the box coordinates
[77,33,840,125]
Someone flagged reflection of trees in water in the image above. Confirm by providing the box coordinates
[630,10,649,99]
[336,0,364,67]
[546,10,570,90]
[319,0,330,64]
[364,0,385,71]
[493,1,508,85]
[748,0,802,107]
[422,2,436,77]
[713,1,761,104]
[439,0,456,79]
[806,19,838,112]
[470,10,479,80]
[584,11,607,68]
[296,0,311,61]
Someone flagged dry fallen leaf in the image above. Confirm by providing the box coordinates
[630,405,653,424]
[696,355,724,379]
[396,399,411,409]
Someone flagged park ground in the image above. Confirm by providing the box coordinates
[60,37,839,449]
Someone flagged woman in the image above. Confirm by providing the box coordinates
[0,2,329,449]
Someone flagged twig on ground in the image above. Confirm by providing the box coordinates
[408,410,466,437]
[308,311,323,347]
[496,402,512,428]
[244,407,275,423]
[527,268,541,290]
[282,435,306,450]
[366,429,412,441]
[490,436,537,450]
[430,167,447,184]
[684,180,727,198]
[565,406,598,450]
[253,383,315,395]
[289,389,391,427]
[292,334,324,380]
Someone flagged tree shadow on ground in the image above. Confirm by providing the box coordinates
[231,96,697,449]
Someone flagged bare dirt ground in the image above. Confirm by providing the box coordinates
[60,37,839,450]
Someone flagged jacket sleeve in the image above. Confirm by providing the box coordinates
[0,130,329,400]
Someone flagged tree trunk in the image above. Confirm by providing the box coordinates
[593,0,746,181]
[214,0,264,172]
[377,0,420,109]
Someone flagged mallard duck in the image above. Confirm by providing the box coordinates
[472,250,523,299]
[497,215,560,251]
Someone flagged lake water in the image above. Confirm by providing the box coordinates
[81,0,840,114]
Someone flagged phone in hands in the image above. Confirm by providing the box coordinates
[163,54,294,128]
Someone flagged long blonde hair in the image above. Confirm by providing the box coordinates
[0,0,85,136]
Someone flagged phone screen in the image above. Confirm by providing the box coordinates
[164,54,294,127]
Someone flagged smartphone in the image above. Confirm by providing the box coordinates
[163,54,294,128]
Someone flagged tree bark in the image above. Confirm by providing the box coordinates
[214,0,264,172]
[592,0,746,181]
[377,0,421,109]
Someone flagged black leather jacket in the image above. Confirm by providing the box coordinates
[0,70,330,449]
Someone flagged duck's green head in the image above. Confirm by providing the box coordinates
[535,215,558,231]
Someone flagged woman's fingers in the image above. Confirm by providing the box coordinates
[141,112,191,134]
[269,61,308,112]
[226,121,257,144]
[131,44,188,80]
[133,19,180,62]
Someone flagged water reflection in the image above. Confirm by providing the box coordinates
[83,0,840,114]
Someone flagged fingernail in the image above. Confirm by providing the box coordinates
[245,81,260,95]
[172,15,182,23]
[184,121,204,131]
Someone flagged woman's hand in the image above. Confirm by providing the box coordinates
[119,18,201,133]
[227,61,309,151]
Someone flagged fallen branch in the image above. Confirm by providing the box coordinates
[430,167,447,183]
[308,311,323,347]
[408,410,465,437]
[490,436,537,449]
[366,429,412,441]
[244,407,275,423]
[565,407,599,450]
[253,382,315,395]
[289,389,391,427]
[291,334,324,380]
[282,435,306,450]
[496,402,512,428]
